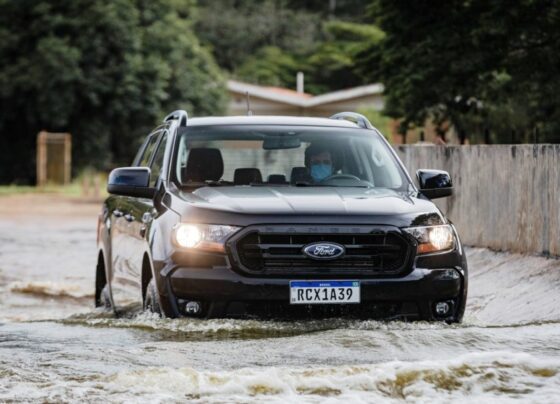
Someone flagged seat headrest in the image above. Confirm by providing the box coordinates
[268,174,287,184]
[234,168,262,185]
[183,148,224,183]
[290,167,311,184]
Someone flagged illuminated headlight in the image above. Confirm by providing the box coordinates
[173,224,240,253]
[403,225,455,255]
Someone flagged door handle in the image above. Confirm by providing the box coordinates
[124,213,135,222]
[113,209,123,217]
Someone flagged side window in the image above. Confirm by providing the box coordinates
[149,132,168,187]
[176,135,188,183]
[132,136,150,166]
[137,131,161,167]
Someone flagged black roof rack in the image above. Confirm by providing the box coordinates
[163,110,188,126]
[330,112,374,129]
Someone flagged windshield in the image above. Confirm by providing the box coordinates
[172,125,410,190]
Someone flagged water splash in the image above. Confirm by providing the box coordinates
[1,351,558,403]
[9,281,93,300]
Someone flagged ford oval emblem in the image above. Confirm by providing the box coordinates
[302,242,345,260]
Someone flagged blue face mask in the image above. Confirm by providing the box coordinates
[310,163,333,182]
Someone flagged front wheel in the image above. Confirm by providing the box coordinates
[98,285,112,310]
[144,278,162,316]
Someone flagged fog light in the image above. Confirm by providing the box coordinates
[185,301,201,315]
[435,301,450,316]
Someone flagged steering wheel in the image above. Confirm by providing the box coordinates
[320,174,362,182]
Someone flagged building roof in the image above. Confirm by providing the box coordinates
[227,80,384,108]
[264,86,313,99]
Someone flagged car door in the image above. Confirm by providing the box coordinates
[111,132,161,309]
[123,130,169,304]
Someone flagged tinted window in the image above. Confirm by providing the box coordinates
[173,125,409,190]
[132,136,150,165]
[138,132,161,167]
[149,132,168,187]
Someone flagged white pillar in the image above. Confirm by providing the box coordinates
[296,72,304,94]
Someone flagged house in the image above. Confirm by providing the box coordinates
[226,79,460,144]
[227,80,384,117]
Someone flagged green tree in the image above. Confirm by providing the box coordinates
[360,0,560,143]
[234,20,383,94]
[0,0,226,184]
[306,21,384,94]
[285,0,372,22]
[197,0,323,71]
[198,1,382,95]
[235,46,300,88]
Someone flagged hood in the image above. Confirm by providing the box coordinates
[172,186,445,227]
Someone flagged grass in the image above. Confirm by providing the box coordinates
[0,183,85,197]
[0,185,38,195]
[0,173,108,198]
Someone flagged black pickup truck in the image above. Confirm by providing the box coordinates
[96,111,467,322]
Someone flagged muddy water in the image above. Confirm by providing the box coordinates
[1,197,559,402]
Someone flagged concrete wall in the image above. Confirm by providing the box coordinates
[396,145,560,256]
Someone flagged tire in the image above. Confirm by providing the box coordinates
[144,278,162,316]
[95,253,108,308]
[98,285,112,310]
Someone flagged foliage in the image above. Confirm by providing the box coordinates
[196,0,323,71]
[233,19,383,94]
[0,0,226,184]
[197,1,384,94]
[235,47,300,89]
[305,21,384,94]
[285,0,375,21]
[361,0,560,143]
[3,0,557,186]
[357,107,392,141]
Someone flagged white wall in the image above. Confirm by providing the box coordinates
[396,144,560,256]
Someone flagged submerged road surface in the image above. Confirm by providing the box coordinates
[0,195,559,402]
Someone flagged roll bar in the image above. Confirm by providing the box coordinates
[163,110,188,127]
[330,112,374,129]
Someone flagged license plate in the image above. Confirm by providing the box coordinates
[289,281,360,304]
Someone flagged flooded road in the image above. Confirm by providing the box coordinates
[1,195,559,402]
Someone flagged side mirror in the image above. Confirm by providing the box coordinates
[416,169,453,199]
[107,167,156,199]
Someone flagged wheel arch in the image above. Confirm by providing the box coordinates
[141,252,155,301]
[95,248,109,307]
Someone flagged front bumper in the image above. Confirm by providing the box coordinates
[158,263,466,320]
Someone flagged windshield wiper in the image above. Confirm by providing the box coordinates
[293,181,370,188]
[182,180,232,187]
[205,180,232,186]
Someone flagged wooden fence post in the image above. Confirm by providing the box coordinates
[36,131,72,186]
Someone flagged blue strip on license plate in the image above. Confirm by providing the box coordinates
[290,280,360,304]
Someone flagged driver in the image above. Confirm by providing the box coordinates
[305,143,339,182]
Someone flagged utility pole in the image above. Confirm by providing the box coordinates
[329,0,336,19]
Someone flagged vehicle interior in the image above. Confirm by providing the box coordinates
[173,126,408,190]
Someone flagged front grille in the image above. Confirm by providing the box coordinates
[227,225,413,277]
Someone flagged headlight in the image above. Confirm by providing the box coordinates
[403,224,455,255]
[173,223,240,253]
